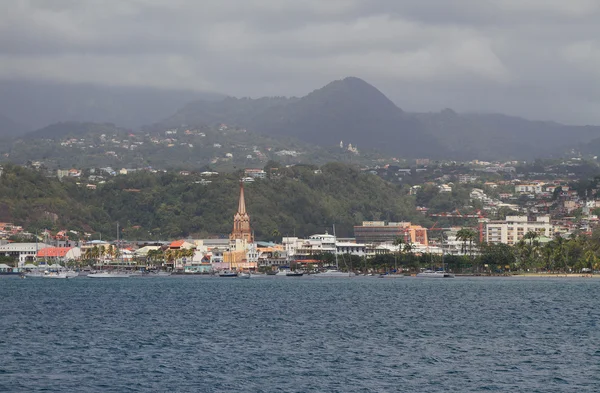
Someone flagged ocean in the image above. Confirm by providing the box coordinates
[1,276,599,392]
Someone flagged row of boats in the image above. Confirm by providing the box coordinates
[220,269,455,278]
[22,270,172,279]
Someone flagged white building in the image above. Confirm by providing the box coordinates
[0,243,51,266]
[515,184,544,194]
[485,216,553,245]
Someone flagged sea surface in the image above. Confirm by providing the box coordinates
[1,275,599,392]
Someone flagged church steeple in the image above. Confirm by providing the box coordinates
[230,181,253,243]
[238,181,247,215]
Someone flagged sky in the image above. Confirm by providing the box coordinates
[1,0,600,124]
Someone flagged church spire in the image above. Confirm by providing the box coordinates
[230,180,252,243]
[238,181,246,215]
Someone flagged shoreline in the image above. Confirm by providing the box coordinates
[454,273,599,278]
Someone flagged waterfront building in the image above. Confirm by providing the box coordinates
[37,247,82,264]
[354,221,428,246]
[485,216,554,245]
[0,243,51,267]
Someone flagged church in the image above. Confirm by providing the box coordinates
[224,181,256,270]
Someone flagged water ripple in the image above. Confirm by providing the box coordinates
[1,276,599,392]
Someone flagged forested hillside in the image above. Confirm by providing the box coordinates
[0,163,424,240]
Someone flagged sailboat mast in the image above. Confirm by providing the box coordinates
[333,224,338,269]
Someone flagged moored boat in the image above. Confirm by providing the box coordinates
[87,271,130,278]
[218,270,238,277]
[316,269,356,277]
[42,271,70,279]
[416,270,454,278]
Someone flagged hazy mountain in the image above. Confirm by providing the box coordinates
[160,77,600,160]
[0,80,223,130]
[159,77,444,158]
[23,122,125,140]
[0,113,28,137]
[416,110,600,160]
[159,96,296,130]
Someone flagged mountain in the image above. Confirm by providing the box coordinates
[0,113,28,138]
[159,77,444,158]
[0,80,223,130]
[160,77,600,160]
[23,122,125,140]
[417,110,600,160]
[159,96,296,130]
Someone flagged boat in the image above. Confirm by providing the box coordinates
[87,271,130,278]
[265,270,277,276]
[416,232,454,278]
[24,270,45,278]
[314,224,355,278]
[148,270,171,277]
[218,270,238,277]
[416,269,454,278]
[65,270,79,278]
[285,271,304,277]
[42,271,70,279]
[275,270,288,276]
[239,272,251,279]
[317,269,356,277]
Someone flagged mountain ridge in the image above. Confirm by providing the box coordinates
[158,77,600,160]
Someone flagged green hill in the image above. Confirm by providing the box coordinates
[0,163,425,240]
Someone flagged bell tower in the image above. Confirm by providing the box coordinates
[230,181,253,243]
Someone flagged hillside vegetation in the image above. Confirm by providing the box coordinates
[0,163,425,240]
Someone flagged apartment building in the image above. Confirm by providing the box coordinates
[485,216,553,245]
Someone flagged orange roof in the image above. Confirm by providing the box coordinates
[37,247,73,258]
[170,240,185,248]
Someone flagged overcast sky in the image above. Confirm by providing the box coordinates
[1,0,600,124]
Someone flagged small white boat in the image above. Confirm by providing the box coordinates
[42,271,70,279]
[285,271,304,277]
[239,272,251,279]
[416,270,454,278]
[88,271,130,278]
[24,271,44,278]
[316,269,356,277]
[218,270,238,277]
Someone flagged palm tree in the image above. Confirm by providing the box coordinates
[523,230,539,246]
[272,228,281,242]
[457,228,478,271]
[393,236,405,273]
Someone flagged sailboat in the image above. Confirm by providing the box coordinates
[416,231,454,278]
[218,270,238,277]
[316,224,355,278]
[88,223,130,278]
[285,253,303,276]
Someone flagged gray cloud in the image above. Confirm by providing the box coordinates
[0,0,599,124]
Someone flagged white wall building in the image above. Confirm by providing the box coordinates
[485,216,553,245]
[0,243,51,266]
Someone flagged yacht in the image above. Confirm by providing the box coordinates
[24,270,44,278]
[316,269,356,278]
[285,271,304,277]
[218,270,238,277]
[42,271,70,279]
[87,271,130,278]
[416,270,455,278]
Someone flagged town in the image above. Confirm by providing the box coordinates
[2,148,600,276]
